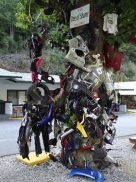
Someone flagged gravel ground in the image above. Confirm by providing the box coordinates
[0,136,136,182]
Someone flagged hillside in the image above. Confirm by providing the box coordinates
[0,49,65,74]
[0,51,31,73]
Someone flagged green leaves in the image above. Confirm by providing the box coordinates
[113,43,136,81]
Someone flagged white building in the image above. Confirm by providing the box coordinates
[0,68,60,115]
[0,68,136,115]
[114,81,136,109]
[114,81,136,96]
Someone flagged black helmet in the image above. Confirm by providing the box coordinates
[26,82,50,105]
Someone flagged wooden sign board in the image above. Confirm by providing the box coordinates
[70,4,90,29]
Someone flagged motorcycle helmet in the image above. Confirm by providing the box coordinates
[26,82,50,105]
[65,35,90,72]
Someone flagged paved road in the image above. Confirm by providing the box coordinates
[0,113,136,156]
[0,120,21,156]
[116,113,136,137]
[0,119,45,157]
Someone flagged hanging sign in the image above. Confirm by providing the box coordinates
[70,4,90,29]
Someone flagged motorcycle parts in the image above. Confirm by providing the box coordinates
[26,82,50,105]
[65,36,90,72]
[69,167,104,182]
[37,104,54,125]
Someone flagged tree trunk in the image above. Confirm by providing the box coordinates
[10,23,14,41]
[71,0,104,58]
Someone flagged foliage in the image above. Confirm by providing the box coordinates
[40,48,65,74]
[0,0,29,52]
[114,61,136,82]
[14,0,136,48]
[121,43,136,63]
[113,43,136,81]
[16,1,31,30]
[1,0,136,79]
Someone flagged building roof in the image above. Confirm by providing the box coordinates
[114,81,136,95]
[1,68,135,94]
[0,68,22,78]
[0,68,60,83]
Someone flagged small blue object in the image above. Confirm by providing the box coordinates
[37,104,54,125]
[69,167,104,182]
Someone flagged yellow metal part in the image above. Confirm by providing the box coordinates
[76,121,88,138]
[16,152,50,166]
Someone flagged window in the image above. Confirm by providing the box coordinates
[7,90,26,105]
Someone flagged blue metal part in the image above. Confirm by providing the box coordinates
[37,104,54,125]
[69,167,104,182]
